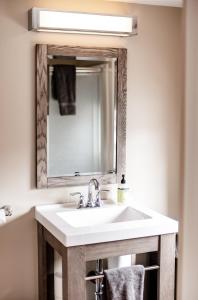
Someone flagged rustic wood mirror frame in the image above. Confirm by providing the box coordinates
[36,44,127,189]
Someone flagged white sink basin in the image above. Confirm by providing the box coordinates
[57,206,150,228]
[35,202,178,247]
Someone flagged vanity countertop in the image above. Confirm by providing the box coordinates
[35,201,178,247]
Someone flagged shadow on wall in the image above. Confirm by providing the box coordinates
[0,209,38,300]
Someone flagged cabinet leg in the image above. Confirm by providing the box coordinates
[62,246,86,300]
[37,223,54,300]
[157,234,176,300]
[38,224,47,300]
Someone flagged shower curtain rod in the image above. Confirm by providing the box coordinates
[49,65,102,74]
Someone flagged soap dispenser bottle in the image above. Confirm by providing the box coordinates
[117,174,129,204]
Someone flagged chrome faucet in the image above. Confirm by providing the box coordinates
[87,178,100,208]
[70,178,108,209]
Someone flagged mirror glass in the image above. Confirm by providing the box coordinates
[47,55,117,177]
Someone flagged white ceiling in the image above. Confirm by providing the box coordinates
[105,0,183,8]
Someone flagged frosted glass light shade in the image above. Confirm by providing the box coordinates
[28,8,137,36]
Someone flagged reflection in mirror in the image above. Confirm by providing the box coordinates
[47,56,117,177]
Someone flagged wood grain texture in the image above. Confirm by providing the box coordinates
[47,45,121,58]
[85,236,159,261]
[37,223,47,300]
[62,246,86,300]
[47,173,116,188]
[157,234,176,300]
[36,44,127,188]
[117,48,127,182]
[36,44,48,188]
[37,224,176,299]
[44,227,64,256]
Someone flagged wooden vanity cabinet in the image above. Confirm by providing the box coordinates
[37,223,176,300]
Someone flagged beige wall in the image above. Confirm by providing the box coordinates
[0,1,182,299]
[178,0,198,299]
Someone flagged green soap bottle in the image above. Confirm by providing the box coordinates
[117,174,129,204]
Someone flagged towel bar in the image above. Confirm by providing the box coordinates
[85,265,160,281]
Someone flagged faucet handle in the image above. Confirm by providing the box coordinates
[95,190,110,207]
[70,192,86,209]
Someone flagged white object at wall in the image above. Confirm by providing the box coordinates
[0,209,6,224]
[28,8,137,36]
[105,0,183,8]
[54,272,62,300]
[108,255,132,269]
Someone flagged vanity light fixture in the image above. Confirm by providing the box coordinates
[28,8,137,37]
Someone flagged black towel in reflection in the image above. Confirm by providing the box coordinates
[52,64,76,115]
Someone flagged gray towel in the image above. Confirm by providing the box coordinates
[52,63,76,115]
[104,265,145,300]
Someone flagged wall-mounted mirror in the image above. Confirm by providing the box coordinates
[48,55,117,177]
[36,45,127,188]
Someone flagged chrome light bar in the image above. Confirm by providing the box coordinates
[28,8,137,37]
